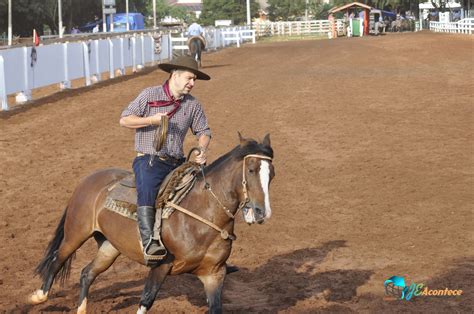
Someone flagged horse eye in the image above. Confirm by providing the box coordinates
[248,169,254,173]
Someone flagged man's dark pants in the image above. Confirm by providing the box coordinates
[133,155,184,259]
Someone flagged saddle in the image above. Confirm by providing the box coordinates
[187,35,206,50]
[104,162,201,220]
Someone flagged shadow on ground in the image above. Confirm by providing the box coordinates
[28,240,373,312]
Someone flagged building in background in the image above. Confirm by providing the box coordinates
[257,0,269,10]
[167,0,203,18]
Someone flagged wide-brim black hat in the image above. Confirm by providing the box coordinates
[158,56,211,80]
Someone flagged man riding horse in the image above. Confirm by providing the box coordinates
[187,21,206,50]
[119,56,211,265]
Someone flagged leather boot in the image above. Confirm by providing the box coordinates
[137,206,166,260]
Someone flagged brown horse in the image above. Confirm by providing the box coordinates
[188,36,204,67]
[29,134,275,314]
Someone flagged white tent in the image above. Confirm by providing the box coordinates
[419,1,461,9]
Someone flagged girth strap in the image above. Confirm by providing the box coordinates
[166,202,236,241]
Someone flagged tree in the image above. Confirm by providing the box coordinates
[267,0,306,21]
[308,1,333,20]
[0,0,103,36]
[145,0,191,25]
[0,0,45,37]
[200,0,259,26]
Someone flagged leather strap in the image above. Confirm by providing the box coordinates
[166,202,236,240]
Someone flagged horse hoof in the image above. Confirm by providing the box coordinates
[77,297,87,314]
[137,305,147,314]
[29,289,48,304]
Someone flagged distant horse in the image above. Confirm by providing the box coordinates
[390,19,413,32]
[29,133,275,314]
[188,36,205,67]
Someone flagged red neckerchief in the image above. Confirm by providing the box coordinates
[147,80,181,118]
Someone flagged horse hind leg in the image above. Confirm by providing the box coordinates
[29,207,93,305]
[77,234,120,314]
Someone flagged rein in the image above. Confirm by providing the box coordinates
[148,115,169,167]
[167,152,273,241]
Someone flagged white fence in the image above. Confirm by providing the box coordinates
[254,20,337,37]
[0,34,160,111]
[170,27,255,54]
[0,27,256,111]
[430,18,474,34]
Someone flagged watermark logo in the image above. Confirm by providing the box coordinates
[384,276,463,301]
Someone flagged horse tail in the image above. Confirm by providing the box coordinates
[35,207,75,285]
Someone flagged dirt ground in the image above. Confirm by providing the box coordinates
[1,31,473,313]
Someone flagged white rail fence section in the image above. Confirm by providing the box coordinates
[253,20,340,37]
[430,18,474,34]
[0,26,256,111]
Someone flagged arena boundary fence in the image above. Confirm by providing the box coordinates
[253,20,341,37]
[0,27,255,111]
[429,18,474,34]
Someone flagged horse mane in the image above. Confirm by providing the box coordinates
[204,139,273,174]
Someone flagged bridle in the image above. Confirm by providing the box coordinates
[167,152,273,241]
[202,153,273,219]
[237,154,273,214]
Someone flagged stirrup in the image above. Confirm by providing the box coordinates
[143,238,167,262]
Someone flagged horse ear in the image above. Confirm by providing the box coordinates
[238,131,247,146]
[262,133,271,147]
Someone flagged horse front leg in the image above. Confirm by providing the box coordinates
[198,266,226,314]
[137,262,173,314]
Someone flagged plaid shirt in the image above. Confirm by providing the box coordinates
[121,82,211,158]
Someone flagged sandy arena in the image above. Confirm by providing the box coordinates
[0,31,473,312]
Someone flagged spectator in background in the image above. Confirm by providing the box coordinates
[453,10,461,21]
[374,16,385,35]
[92,15,100,33]
[71,26,80,34]
[359,10,365,35]
[343,12,349,36]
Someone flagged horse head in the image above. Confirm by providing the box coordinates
[236,132,275,224]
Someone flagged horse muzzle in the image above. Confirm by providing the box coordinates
[242,204,266,225]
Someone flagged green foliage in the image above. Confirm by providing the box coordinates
[0,0,189,37]
[0,0,45,36]
[0,0,102,36]
[144,0,192,25]
[309,2,333,20]
[200,0,259,26]
[267,0,306,21]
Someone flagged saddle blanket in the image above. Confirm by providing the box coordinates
[103,162,200,220]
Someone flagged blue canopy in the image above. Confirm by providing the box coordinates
[381,10,397,19]
[106,13,145,32]
[371,8,397,19]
